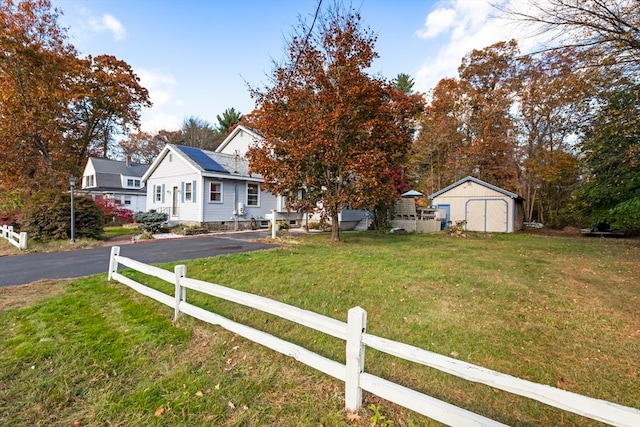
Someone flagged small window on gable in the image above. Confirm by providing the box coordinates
[134,179,140,187]
[185,182,192,202]
[247,183,259,206]
[127,178,134,187]
[209,182,222,203]
[155,185,162,202]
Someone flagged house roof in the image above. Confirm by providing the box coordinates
[177,145,228,173]
[143,144,260,181]
[428,176,525,201]
[88,157,149,178]
[83,158,148,193]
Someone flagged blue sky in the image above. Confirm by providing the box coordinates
[53,0,540,133]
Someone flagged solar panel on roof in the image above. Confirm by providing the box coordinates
[178,145,229,173]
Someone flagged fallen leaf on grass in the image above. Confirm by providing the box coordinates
[450,351,459,357]
[345,412,361,422]
[73,421,83,427]
[154,407,165,416]
[228,401,236,409]
[195,391,204,397]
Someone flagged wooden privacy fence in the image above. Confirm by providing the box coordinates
[1,225,27,250]
[107,246,640,427]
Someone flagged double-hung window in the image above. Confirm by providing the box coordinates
[209,182,222,202]
[247,183,259,206]
[155,185,162,202]
[184,182,192,202]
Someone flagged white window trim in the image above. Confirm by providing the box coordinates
[247,182,260,207]
[155,185,162,202]
[209,181,223,203]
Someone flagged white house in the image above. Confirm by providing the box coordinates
[428,176,525,233]
[215,125,263,156]
[142,143,300,229]
[80,157,149,213]
[215,125,371,231]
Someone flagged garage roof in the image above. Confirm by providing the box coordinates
[428,176,524,201]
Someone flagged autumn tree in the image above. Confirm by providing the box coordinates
[64,54,151,162]
[407,78,463,194]
[515,48,593,223]
[0,0,151,191]
[0,0,76,188]
[244,10,423,242]
[457,40,521,191]
[216,107,242,134]
[180,116,223,151]
[119,131,166,163]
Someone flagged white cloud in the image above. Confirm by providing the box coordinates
[85,12,127,40]
[65,8,127,42]
[415,8,457,39]
[134,69,182,132]
[101,14,127,40]
[413,0,541,94]
[140,111,182,133]
[87,13,127,40]
[136,69,177,108]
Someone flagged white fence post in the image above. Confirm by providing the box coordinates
[174,265,187,320]
[108,246,120,281]
[271,209,277,239]
[19,232,27,250]
[345,306,367,411]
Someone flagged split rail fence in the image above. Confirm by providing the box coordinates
[1,225,27,250]
[107,246,640,426]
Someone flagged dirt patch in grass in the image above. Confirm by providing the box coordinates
[0,279,70,310]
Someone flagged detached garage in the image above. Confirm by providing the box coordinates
[428,176,525,233]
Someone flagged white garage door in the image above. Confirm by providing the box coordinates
[465,199,508,232]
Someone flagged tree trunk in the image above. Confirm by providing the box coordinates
[331,212,340,242]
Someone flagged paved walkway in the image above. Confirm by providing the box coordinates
[0,231,277,288]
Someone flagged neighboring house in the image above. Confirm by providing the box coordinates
[142,143,300,229]
[428,176,525,233]
[80,157,149,213]
[215,125,370,231]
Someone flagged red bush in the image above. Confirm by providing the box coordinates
[94,198,134,224]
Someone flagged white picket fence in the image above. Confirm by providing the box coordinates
[1,225,27,250]
[107,246,640,426]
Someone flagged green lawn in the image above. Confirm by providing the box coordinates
[1,232,638,426]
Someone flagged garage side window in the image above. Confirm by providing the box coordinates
[209,182,222,203]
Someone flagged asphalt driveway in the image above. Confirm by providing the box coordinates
[0,231,277,287]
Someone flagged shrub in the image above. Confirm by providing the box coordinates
[94,197,134,225]
[21,190,104,241]
[134,210,168,233]
[0,210,20,228]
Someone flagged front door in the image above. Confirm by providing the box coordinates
[172,186,179,217]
